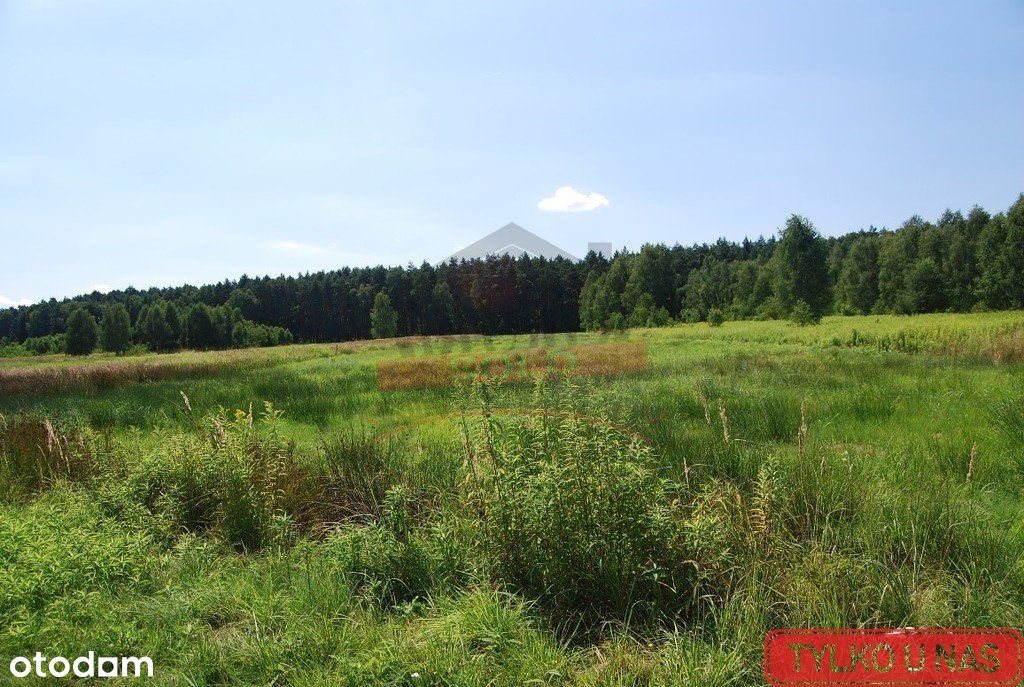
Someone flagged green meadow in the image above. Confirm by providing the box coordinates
[2,312,1024,685]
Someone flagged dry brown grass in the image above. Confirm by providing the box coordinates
[0,414,101,489]
[376,341,649,391]
[991,330,1024,364]
[0,345,334,396]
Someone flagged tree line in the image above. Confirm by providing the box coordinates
[580,194,1024,329]
[2,194,1022,355]
[3,301,292,357]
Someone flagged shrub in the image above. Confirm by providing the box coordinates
[101,403,298,551]
[789,299,819,326]
[648,306,671,327]
[707,308,726,327]
[462,378,693,624]
[680,308,702,324]
[606,312,627,331]
[231,320,293,348]
[24,334,65,355]
[318,520,439,608]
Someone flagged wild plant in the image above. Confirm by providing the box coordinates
[459,374,693,625]
[0,413,100,492]
[102,401,297,551]
[317,430,406,523]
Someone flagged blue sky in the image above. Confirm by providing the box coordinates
[1,0,1022,305]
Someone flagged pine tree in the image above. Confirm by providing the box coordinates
[99,303,132,354]
[65,307,98,356]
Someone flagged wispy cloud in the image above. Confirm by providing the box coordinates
[269,240,329,255]
[0,294,32,307]
[265,238,394,268]
[537,186,610,212]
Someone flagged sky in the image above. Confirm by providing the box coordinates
[1,0,1023,306]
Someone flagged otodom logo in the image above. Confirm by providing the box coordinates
[764,628,1024,687]
[8,652,153,679]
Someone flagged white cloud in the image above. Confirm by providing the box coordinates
[0,294,32,307]
[537,186,610,212]
[87,284,113,293]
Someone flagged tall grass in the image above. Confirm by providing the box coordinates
[0,413,101,494]
[98,401,302,551]
[655,311,1024,363]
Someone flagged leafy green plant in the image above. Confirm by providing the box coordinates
[789,299,819,326]
[461,377,693,625]
[101,402,298,551]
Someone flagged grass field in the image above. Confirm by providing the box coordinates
[2,312,1024,685]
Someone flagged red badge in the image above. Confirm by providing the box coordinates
[764,628,1024,686]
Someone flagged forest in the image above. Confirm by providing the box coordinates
[1,193,1022,355]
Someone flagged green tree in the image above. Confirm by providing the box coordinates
[227,288,259,319]
[370,292,398,339]
[622,244,675,315]
[428,282,456,335]
[65,307,98,356]
[183,303,220,350]
[975,215,1012,310]
[770,215,830,318]
[907,258,944,313]
[834,237,879,314]
[730,260,769,317]
[99,303,132,354]
[876,217,926,313]
[579,270,624,331]
[1004,194,1024,307]
[606,311,627,331]
[628,293,654,327]
[139,301,178,351]
[165,302,183,348]
[210,306,235,348]
[941,209,979,311]
[684,256,733,319]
